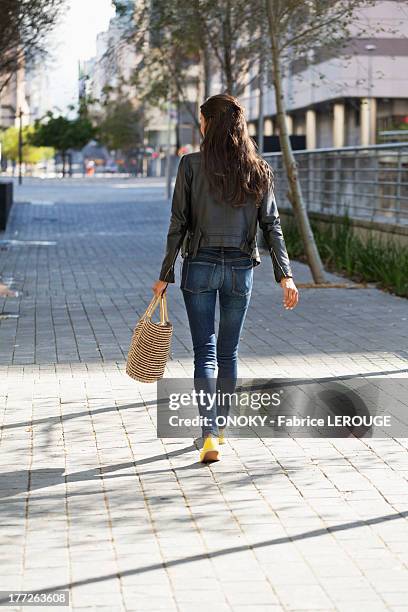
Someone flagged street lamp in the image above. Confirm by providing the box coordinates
[1,104,24,185]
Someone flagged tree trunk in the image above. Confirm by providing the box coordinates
[257,55,265,154]
[68,152,73,177]
[222,0,234,94]
[61,151,66,177]
[193,0,211,99]
[203,43,212,99]
[175,97,181,151]
[266,1,326,283]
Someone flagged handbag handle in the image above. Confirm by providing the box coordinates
[144,293,169,324]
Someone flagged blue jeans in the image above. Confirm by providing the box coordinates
[181,247,253,437]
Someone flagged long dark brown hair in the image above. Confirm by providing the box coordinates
[200,93,272,207]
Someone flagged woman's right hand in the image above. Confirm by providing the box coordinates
[280,277,299,310]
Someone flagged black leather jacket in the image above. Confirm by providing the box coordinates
[159,151,293,283]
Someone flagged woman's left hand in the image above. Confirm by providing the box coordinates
[280,277,299,310]
[152,280,168,297]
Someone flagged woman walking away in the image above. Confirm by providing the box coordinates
[153,94,299,463]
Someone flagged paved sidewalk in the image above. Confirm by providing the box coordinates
[0,177,408,612]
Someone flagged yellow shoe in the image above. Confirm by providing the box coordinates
[199,436,220,463]
[218,429,226,445]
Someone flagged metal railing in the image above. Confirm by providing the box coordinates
[263,143,408,225]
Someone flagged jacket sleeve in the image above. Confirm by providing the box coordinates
[159,155,191,283]
[258,180,293,283]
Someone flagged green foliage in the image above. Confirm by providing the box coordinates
[131,0,262,107]
[282,215,408,297]
[96,98,143,152]
[0,125,54,163]
[29,112,96,154]
[393,122,408,131]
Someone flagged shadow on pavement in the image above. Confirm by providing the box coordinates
[0,509,406,604]
[2,363,408,433]
[0,400,163,432]
[0,443,198,500]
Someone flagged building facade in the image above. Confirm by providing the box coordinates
[80,1,201,155]
[241,0,408,150]
[0,64,30,129]
[79,11,140,109]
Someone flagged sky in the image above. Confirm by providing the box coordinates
[44,0,116,114]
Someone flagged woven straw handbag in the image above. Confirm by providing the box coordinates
[126,293,173,383]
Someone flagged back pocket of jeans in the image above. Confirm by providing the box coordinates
[231,264,253,296]
[182,261,216,293]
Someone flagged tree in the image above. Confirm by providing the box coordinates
[0,125,53,166]
[0,0,65,93]
[124,1,201,130]
[30,112,95,176]
[265,0,376,283]
[116,0,380,283]
[127,0,264,123]
[97,97,143,153]
[189,0,263,96]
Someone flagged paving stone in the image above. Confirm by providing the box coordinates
[0,177,407,611]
